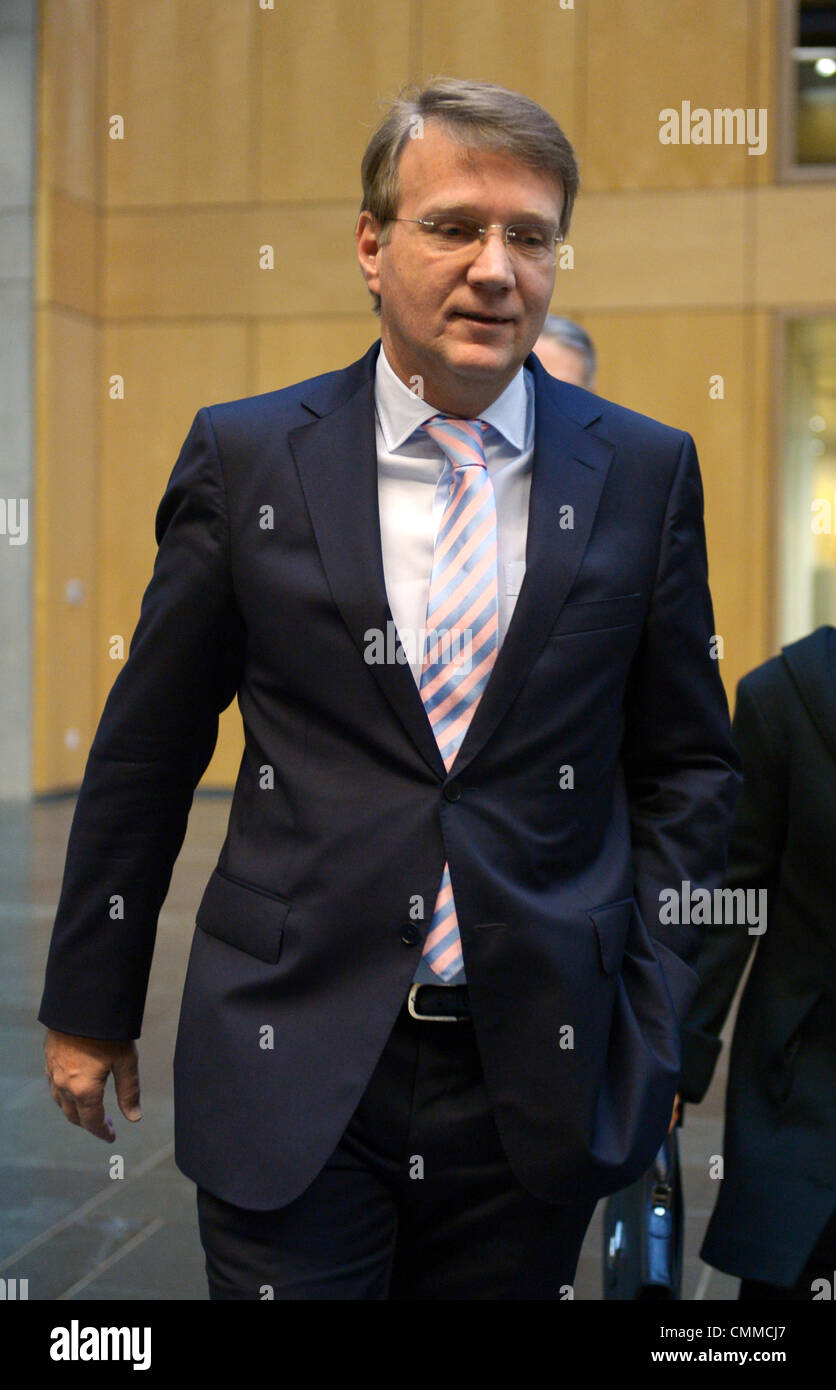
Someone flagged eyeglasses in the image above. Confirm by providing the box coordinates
[387,216,563,260]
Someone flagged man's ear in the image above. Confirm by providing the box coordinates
[356,211,383,299]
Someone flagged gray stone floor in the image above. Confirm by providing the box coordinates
[1,793,740,1301]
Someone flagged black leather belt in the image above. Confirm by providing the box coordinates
[407,982,471,1022]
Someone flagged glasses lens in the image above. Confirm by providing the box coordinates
[422,216,482,248]
[506,225,557,257]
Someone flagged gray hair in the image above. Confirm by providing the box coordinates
[538,315,597,388]
[360,78,579,315]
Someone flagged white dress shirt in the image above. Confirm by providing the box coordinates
[374,343,535,985]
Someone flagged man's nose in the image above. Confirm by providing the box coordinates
[466,229,517,288]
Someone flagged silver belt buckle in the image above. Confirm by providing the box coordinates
[408,982,461,1023]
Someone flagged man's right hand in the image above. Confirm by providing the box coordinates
[44,1029,141,1142]
[668,1090,683,1133]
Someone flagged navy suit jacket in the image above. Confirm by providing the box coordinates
[39,340,741,1209]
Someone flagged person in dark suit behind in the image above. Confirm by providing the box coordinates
[678,625,836,1299]
[39,78,740,1300]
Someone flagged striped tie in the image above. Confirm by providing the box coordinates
[418,415,498,981]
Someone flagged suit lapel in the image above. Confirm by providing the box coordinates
[288,343,615,781]
[289,347,446,778]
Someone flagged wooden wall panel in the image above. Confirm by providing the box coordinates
[257,1,412,202]
[746,309,776,658]
[583,0,772,191]
[554,189,747,313]
[753,185,836,307]
[33,308,99,792]
[103,203,368,319]
[39,0,100,202]
[419,0,578,139]
[103,0,255,207]
[40,190,99,316]
[582,308,772,700]
[253,317,377,394]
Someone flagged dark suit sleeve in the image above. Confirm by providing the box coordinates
[620,431,742,1017]
[38,408,246,1040]
[678,673,789,1101]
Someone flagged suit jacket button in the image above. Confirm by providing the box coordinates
[443,780,462,802]
[401,923,421,946]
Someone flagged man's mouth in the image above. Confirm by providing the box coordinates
[453,311,513,324]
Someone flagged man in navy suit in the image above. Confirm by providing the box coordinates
[40,79,740,1299]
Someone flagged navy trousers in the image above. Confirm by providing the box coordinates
[196,998,597,1299]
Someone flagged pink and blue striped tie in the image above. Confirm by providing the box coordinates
[418,415,498,981]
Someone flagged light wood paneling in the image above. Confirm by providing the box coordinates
[103,0,255,207]
[746,309,776,658]
[553,189,747,313]
[40,190,99,316]
[583,0,773,191]
[257,1,411,202]
[103,203,369,318]
[582,308,772,698]
[753,185,836,308]
[33,307,99,792]
[418,0,578,141]
[98,322,250,786]
[39,0,100,202]
[752,0,778,186]
[253,317,377,394]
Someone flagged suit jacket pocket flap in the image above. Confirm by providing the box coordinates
[588,897,634,975]
[195,866,290,964]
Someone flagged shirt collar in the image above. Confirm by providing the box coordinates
[375,341,529,453]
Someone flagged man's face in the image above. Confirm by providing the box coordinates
[357,120,563,415]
